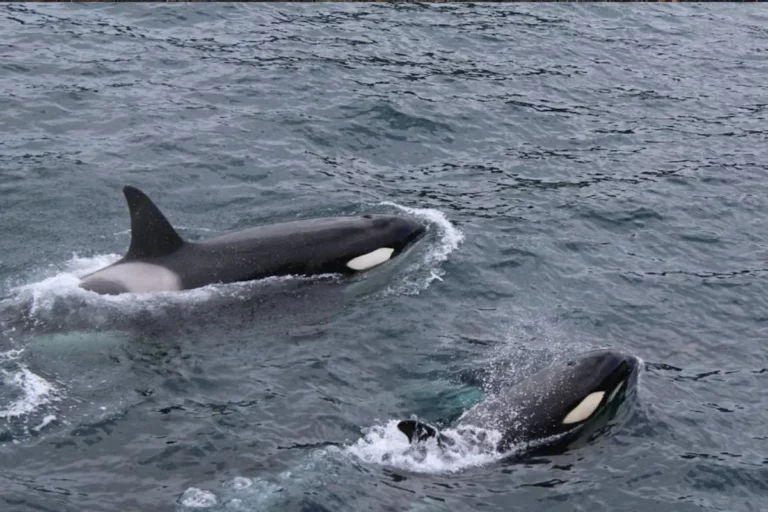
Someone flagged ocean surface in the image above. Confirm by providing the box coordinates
[2,3,768,511]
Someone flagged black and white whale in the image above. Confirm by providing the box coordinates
[397,349,640,459]
[79,186,426,295]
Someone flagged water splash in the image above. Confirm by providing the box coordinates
[1,254,341,331]
[12,254,335,306]
[379,202,464,294]
[0,365,57,420]
[0,324,60,439]
[0,352,59,440]
[347,419,502,473]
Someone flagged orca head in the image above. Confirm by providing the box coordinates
[344,214,425,271]
[555,349,639,429]
[495,349,640,456]
[363,214,426,255]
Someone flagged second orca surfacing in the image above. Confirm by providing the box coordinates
[398,349,640,460]
[78,186,427,295]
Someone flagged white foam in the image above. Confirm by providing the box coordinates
[181,448,369,510]
[228,477,253,491]
[224,498,244,510]
[179,488,218,508]
[183,477,282,511]
[31,414,57,432]
[346,419,503,474]
[379,202,464,294]
[4,254,341,321]
[5,254,120,318]
[0,366,57,419]
[0,348,24,362]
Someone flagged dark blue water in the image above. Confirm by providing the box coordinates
[2,3,768,511]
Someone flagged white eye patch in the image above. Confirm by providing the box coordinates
[562,391,605,425]
[346,247,394,271]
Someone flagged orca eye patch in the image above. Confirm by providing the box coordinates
[346,247,395,271]
[562,391,605,425]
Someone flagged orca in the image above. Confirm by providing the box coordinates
[397,349,640,459]
[79,186,426,295]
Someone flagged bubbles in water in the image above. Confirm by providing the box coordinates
[229,477,253,491]
[10,253,255,308]
[178,448,351,511]
[177,477,284,511]
[179,488,219,509]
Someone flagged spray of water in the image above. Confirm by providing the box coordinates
[379,201,464,295]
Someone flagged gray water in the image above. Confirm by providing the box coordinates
[2,3,768,512]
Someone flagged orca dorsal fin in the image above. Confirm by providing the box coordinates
[122,186,185,260]
[397,420,439,444]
